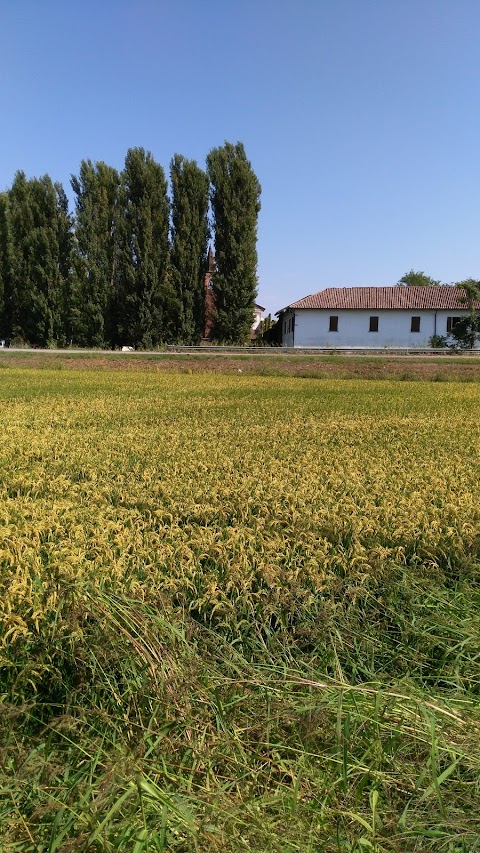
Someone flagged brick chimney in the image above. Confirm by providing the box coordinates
[203,246,216,340]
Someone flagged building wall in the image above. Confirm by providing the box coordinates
[282,309,472,348]
[281,311,296,345]
[252,306,264,331]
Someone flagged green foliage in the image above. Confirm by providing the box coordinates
[207,141,261,343]
[3,172,73,346]
[447,315,480,349]
[115,148,173,348]
[71,160,121,347]
[55,183,75,344]
[429,334,448,348]
[0,142,263,349]
[170,154,210,344]
[255,313,281,345]
[449,279,480,349]
[397,269,441,287]
[456,277,480,301]
[0,192,11,338]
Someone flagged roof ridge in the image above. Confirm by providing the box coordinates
[287,285,478,311]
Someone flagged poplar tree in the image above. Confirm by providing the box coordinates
[170,155,210,343]
[206,141,261,342]
[6,172,72,346]
[115,148,172,348]
[55,184,74,344]
[71,160,120,347]
[0,193,10,339]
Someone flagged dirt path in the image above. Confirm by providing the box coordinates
[1,350,480,380]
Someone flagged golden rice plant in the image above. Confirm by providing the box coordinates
[2,368,480,850]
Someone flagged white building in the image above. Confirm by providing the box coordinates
[251,303,265,335]
[280,287,478,348]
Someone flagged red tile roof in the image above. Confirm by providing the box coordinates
[288,286,480,311]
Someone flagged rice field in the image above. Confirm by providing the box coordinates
[2,368,480,851]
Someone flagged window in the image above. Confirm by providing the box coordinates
[447,316,462,334]
[411,316,421,333]
[283,320,286,334]
[288,318,291,334]
[369,316,379,332]
[329,315,338,332]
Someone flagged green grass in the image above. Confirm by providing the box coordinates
[1,370,480,851]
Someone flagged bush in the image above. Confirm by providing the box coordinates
[429,334,448,348]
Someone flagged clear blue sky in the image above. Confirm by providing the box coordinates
[1,0,479,316]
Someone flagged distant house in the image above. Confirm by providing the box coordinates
[279,286,480,348]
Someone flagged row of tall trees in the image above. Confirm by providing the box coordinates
[0,142,261,347]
